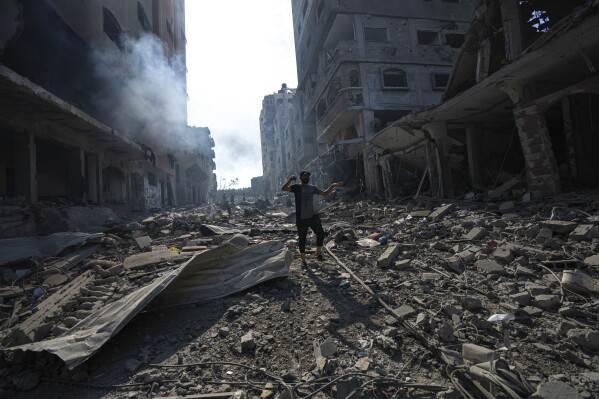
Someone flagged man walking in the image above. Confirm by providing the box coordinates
[282,171,342,266]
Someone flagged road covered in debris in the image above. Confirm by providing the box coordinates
[0,193,598,399]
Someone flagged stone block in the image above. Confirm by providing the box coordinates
[465,227,485,241]
[567,329,599,350]
[529,380,582,399]
[540,220,578,234]
[377,244,400,268]
[569,224,599,241]
[533,294,560,310]
[475,259,506,275]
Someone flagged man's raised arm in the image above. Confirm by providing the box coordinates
[320,182,343,196]
[282,175,296,192]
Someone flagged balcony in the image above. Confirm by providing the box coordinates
[316,87,366,143]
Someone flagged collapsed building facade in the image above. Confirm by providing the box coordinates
[284,0,474,196]
[0,0,216,222]
[372,0,599,200]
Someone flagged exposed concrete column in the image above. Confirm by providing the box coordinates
[97,153,104,205]
[79,148,86,202]
[28,132,37,203]
[513,104,561,199]
[476,39,491,83]
[465,125,483,187]
[424,122,454,198]
[500,0,523,61]
[361,110,378,194]
[425,141,440,197]
[561,97,577,181]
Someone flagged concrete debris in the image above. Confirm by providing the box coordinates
[0,192,597,398]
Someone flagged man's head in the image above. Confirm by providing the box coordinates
[299,170,310,184]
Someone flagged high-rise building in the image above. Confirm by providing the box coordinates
[290,0,473,197]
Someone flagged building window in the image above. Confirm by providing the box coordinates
[445,33,465,48]
[349,70,360,86]
[137,2,151,31]
[103,7,124,50]
[382,69,408,89]
[148,173,157,186]
[277,99,284,104]
[364,27,388,42]
[432,73,450,90]
[417,30,441,45]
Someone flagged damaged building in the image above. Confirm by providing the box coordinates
[0,0,216,230]
[372,0,599,200]
[285,0,474,195]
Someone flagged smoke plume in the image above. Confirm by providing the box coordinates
[92,34,190,151]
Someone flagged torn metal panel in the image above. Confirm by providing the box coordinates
[0,232,103,265]
[4,240,291,369]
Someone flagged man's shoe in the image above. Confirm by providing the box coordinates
[317,254,324,261]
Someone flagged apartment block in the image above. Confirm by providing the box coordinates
[290,0,473,196]
[0,0,215,219]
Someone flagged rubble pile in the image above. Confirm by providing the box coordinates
[0,193,597,399]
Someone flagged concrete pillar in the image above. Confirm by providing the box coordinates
[79,148,86,202]
[97,153,104,205]
[513,104,561,199]
[466,125,483,187]
[500,0,523,61]
[361,110,378,194]
[426,141,441,197]
[29,133,37,203]
[561,97,577,181]
[425,122,454,198]
[476,39,491,83]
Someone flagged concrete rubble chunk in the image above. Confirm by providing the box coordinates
[458,295,482,310]
[493,247,514,263]
[241,331,256,351]
[510,292,531,306]
[533,294,560,310]
[385,304,416,325]
[569,224,599,241]
[567,329,599,350]
[134,236,152,250]
[528,380,582,399]
[377,244,399,268]
[475,259,505,275]
[464,227,485,241]
[428,203,453,220]
[540,220,578,234]
[583,254,599,266]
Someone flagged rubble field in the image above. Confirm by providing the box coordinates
[0,192,598,399]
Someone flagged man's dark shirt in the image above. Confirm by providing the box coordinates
[290,184,322,222]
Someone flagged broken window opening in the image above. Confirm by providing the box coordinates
[103,7,124,50]
[445,33,465,49]
[137,2,152,32]
[148,172,157,187]
[364,27,388,43]
[432,73,450,90]
[349,70,360,87]
[382,69,408,89]
[417,30,441,46]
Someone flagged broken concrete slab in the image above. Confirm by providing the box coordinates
[475,259,506,275]
[569,224,599,241]
[464,227,485,241]
[134,236,152,250]
[540,220,578,234]
[428,203,453,220]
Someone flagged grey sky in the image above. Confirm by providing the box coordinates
[185,1,298,189]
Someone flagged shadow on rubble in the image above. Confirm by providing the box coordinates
[302,261,391,354]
